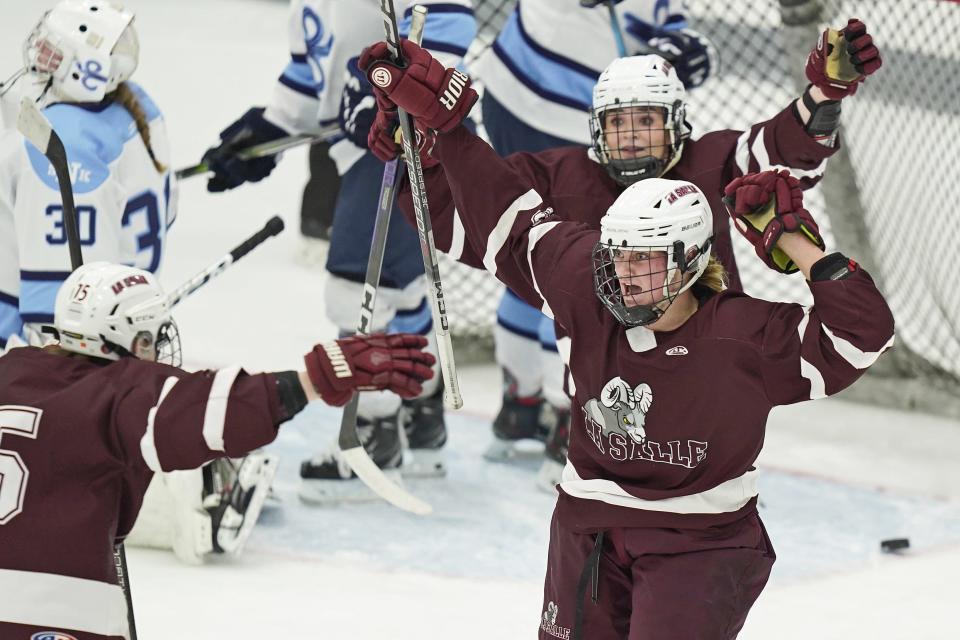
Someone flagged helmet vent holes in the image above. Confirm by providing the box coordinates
[109,304,119,315]
[79,24,88,33]
[90,6,99,11]
[71,72,79,80]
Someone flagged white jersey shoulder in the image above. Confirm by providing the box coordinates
[0,82,177,333]
[265,0,476,135]
[470,0,677,144]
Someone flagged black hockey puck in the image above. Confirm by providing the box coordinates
[880,538,910,553]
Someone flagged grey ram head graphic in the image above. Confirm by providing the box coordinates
[585,377,653,445]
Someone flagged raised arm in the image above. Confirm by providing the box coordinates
[722,169,894,404]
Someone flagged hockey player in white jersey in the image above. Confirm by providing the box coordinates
[469,0,717,474]
[0,0,283,565]
[198,0,475,503]
[0,0,176,349]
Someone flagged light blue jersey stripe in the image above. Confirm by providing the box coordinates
[389,298,433,336]
[493,11,600,111]
[19,272,68,323]
[400,10,477,56]
[0,293,23,346]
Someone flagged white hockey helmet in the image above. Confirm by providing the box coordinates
[589,55,690,186]
[22,0,138,103]
[593,178,714,327]
[53,262,180,365]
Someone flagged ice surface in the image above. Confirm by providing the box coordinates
[2,1,959,638]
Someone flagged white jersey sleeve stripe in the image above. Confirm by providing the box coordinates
[751,126,828,179]
[526,220,561,319]
[0,568,129,637]
[202,366,242,453]
[797,308,827,399]
[140,375,180,472]
[823,323,895,370]
[449,207,466,261]
[483,189,543,274]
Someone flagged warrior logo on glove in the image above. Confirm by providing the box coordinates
[370,67,393,89]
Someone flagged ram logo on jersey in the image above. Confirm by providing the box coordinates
[302,6,334,92]
[583,376,708,468]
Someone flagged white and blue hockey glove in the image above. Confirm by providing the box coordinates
[624,15,718,89]
[338,56,379,150]
[202,107,290,193]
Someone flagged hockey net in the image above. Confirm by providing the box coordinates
[444,0,960,410]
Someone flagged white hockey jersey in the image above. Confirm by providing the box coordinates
[470,0,685,144]
[263,0,476,174]
[0,82,177,347]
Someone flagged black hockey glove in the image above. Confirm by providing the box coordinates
[202,107,289,193]
[625,15,717,89]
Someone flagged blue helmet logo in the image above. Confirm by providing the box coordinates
[31,633,79,640]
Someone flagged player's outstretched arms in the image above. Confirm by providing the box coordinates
[299,333,436,407]
[201,107,290,193]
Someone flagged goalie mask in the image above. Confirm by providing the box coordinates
[20,0,138,103]
[53,262,181,365]
[593,178,713,327]
[590,55,690,187]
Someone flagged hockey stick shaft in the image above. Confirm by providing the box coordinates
[174,124,341,180]
[16,96,139,640]
[332,7,432,516]
[113,544,138,639]
[17,97,83,270]
[166,215,285,308]
[607,1,629,57]
[380,0,463,410]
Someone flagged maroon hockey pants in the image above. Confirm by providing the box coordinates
[538,509,775,640]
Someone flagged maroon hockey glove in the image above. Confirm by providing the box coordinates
[367,107,439,169]
[805,18,882,100]
[723,170,825,274]
[359,39,477,134]
[304,334,436,407]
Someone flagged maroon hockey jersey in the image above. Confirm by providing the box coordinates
[423,125,894,533]
[0,347,284,639]
[399,103,836,292]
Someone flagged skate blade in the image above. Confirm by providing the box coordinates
[482,437,546,462]
[298,468,404,505]
[401,449,447,479]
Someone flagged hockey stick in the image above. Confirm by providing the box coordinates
[331,6,432,516]
[16,96,138,639]
[174,123,341,180]
[166,215,285,309]
[17,97,82,270]
[379,0,463,411]
[607,0,629,57]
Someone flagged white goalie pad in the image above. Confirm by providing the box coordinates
[126,452,278,564]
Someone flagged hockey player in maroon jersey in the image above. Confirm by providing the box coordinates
[368,18,883,487]
[0,261,434,639]
[360,43,894,639]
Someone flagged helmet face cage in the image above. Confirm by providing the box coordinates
[590,99,686,187]
[156,321,182,367]
[592,240,705,327]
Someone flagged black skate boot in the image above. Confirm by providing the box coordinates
[298,412,404,504]
[484,370,549,461]
[537,405,571,492]
[401,382,447,478]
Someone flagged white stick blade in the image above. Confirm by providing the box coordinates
[16,96,52,152]
[338,447,433,515]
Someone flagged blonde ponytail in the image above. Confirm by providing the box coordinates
[111,82,166,173]
[697,255,728,293]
